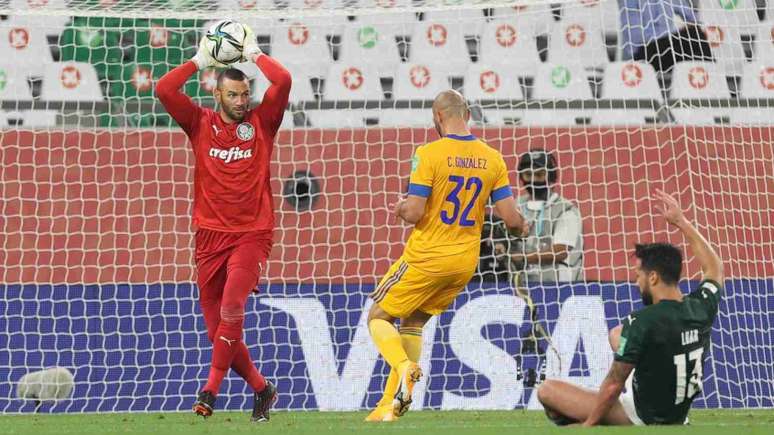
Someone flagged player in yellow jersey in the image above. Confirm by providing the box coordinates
[365,90,529,422]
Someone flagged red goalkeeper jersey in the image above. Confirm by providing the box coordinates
[156,56,291,232]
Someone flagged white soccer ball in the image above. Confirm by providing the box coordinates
[16,367,74,402]
[205,20,247,65]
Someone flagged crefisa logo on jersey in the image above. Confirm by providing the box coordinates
[209,146,253,164]
[236,122,255,141]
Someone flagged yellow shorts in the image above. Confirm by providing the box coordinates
[370,258,474,319]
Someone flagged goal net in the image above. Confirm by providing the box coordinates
[0,0,772,413]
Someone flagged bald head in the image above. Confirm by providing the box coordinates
[433,89,469,120]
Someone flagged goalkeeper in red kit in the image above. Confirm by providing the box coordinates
[156,25,291,422]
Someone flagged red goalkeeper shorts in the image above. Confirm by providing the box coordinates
[194,228,273,297]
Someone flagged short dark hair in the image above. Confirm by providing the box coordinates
[216,68,248,89]
[634,243,683,285]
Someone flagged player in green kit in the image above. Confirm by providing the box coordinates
[536,189,723,426]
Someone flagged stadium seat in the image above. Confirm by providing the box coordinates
[532,62,592,99]
[236,61,316,104]
[548,5,609,69]
[323,63,383,101]
[698,0,760,32]
[41,62,103,102]
[478,18,541,77]
[601,61,661,99]
[354,12,417,40]
[560,0,619,36]
[277,0,349,27]
[739,62,774,97]
[270,20,334,77]
[4,14,70,40]
[753,20,774,62]
[670,61,730,99]
[0,19,54,69]
[8,0,70,37]
[109,63,168,103]
[598,61,661,125]
[490,3,555,36]
[702,23,746,75]
[463,64,524,100]
[422,8,488,36]
[392,62,449,100]
[337,22,402,71]
[479,109,526,126]
[0,62,34,100]
[409,20,470,76]
[670,61,730,124]
[729,62,774,124]
[529,62,592,125]
[58,17,123,82]
[136,19,199,69]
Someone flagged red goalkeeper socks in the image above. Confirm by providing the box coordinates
[203,322,242,395]
[231,342,267,393]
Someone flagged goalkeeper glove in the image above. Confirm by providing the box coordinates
[191,36,228,70]
[241,24,263,61]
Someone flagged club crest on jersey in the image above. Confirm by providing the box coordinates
[236,122,255,141]
[209,146,253,164]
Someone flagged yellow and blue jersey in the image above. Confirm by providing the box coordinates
[403,134,512,276]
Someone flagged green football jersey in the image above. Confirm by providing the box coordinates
[614,279,722,425]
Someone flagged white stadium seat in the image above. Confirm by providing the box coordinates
[323,63,383,101]
[529,63,592,126]
[698,0,760,32]
[40,62,103,102]
[279,0,349,27]
[561,0,619,36]
[463,64,524,100]
[598,61,661,125]
[703,23,746,75]
[422,8,487,36]
[670,61,730,99]
[491,2,555,36]
[354,12,417,39]
[0,19,54,70]
[9,0,70,38]
[754,21,774,62]
[549,6,609,69]
[730,62,774,124]
[739,62,774,98]
[670,61,730,124]
[0,62,34,100]
[532,62,592,99]
[234,62,316,104]
[270,20,333,77]
[392,62,449,100]
[601,61,661,99]
[338,22,402,71]
[478,18,541,77]
[409,20,470,76]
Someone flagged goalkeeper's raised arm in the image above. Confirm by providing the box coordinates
[156,25,291,137]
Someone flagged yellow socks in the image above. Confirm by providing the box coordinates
[377,326,423,407]
[369,319,409,369]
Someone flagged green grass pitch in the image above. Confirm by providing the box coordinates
[4,409,773,435]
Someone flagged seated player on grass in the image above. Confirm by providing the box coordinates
[537,189,723,426]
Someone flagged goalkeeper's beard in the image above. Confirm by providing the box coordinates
[218,97,248,123]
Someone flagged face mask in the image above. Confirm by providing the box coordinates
[525,181,550,201]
